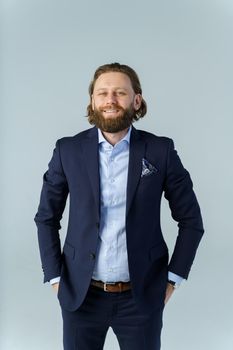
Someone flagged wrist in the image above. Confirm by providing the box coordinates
[167,280,180,289]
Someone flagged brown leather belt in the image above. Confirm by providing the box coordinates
[91,279,131,292]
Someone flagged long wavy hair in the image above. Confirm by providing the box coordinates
[87,63,147,124]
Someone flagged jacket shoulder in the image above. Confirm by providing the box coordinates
[56,127,96,147]
[136,129,173,147]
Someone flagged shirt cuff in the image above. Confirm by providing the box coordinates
[168,272,184,286]
[50,277,61,285]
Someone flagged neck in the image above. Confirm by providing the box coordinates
[101,128,129,146]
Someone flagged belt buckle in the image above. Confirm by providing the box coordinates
[103,282,115,292]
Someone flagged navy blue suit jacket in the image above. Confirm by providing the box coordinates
[35,126,204,312]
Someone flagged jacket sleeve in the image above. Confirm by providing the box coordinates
[34,140,69,282]
[164,139,204,279]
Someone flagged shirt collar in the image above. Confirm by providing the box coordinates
[98,126,132,146]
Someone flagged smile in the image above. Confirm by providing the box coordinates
[103,109,119,113]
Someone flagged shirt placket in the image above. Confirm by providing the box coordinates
[105,145,117,281]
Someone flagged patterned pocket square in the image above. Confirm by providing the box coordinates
[141,158,158,178]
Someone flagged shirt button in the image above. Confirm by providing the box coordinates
[110,178,115,183]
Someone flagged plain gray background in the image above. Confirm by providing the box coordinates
[1,0,233,349]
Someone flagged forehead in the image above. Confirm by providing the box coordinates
[93,72,133,91]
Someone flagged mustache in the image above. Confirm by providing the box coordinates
[99,104,124,112]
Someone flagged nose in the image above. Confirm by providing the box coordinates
[106,92,117,104]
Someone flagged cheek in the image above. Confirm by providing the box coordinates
[92,97,104,109]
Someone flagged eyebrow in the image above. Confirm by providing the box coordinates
[95,87,128,91]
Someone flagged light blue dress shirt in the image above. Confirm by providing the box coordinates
[92,127,132,282]
[50,127,183,286]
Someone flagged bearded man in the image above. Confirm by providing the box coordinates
[35,63,204,350]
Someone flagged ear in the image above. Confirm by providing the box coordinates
[134,94,142,111]
[91,95,95,111]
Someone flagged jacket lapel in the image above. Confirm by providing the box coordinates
[126,127,146,217]
[81,127,100,219]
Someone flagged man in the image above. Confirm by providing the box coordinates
[34,63,204,350]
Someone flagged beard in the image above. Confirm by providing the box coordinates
[89,104,136,133]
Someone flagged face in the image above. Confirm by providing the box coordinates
[91,72,142,133]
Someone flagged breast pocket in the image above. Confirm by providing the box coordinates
[139,171,161,188]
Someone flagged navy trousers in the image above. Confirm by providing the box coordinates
[61,284,164,350]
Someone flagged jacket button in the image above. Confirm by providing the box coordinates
[90,253,95,260]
